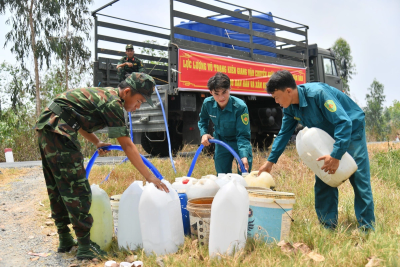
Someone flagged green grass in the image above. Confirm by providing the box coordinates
[63,143,400,266]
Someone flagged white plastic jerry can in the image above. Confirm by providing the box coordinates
[118,181,144,250]
[209,180,249,257]
[244,171,275,189]
[89,184,113,250]
[186,178,220,199]
[139,180,184,255]
[296,127,358,187]
[225,173,248,188]
[171,177,197,192]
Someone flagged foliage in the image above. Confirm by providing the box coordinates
[387,100,400,132]
[140,40,168,67]
[0,0,93,115]
[364,79,387,141]
[0,61,35,112]
[48,0,93,90]
[331,38,357,95]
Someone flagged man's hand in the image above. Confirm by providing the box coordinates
[95,141,112,156]
[317,155,340,174]
[241,157,249,172]
[126,62,133,67]
[258,161,274,176]
[146,174,169,193]
[201,134,214,146]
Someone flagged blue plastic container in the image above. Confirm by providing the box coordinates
[178,192,191,236]
[175,11,276,57]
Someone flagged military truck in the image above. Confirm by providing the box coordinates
[92,0,343,156]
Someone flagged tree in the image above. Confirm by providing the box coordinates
[331,38,357,95]
[1,0,93,115]
[364,79,386,140]
[0,0,64,116]
[0,62,35,112]
[49,0,93,90]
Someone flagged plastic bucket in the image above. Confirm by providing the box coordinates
[247,189,295,243]
[110,194,122,236]
[186,197,213,246]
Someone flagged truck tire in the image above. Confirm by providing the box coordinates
[253,134,274,151]
[140,120,183,157]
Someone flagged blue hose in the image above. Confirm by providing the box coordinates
[155,86,177,173]
[85,145,163,180]
[187,139,246,176]
[128,112,134,142]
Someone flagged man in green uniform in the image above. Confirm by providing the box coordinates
[117,44,145,82]
[198,72,252,174]
[35,73,168,260]
[258,70,375,231]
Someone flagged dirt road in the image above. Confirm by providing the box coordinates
[0,167,76,266]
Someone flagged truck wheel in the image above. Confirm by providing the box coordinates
[140,120,183,157]
[254,134,274,151]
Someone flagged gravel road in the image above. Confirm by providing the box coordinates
[0,167,79,266]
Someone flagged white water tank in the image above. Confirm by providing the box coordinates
[209,180,249,257]
[296,127,358,187]
[118,181,144,250]
[139,180,184,255]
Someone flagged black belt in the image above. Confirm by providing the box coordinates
[48,102,81,131]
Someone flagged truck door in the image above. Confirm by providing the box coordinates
[322,57,343,90]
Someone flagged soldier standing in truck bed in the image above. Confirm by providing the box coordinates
[117,44,145,82]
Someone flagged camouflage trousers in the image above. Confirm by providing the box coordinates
[37,128,93,245]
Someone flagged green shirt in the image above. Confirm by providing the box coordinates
[35,87,129,144]
[198,96,252,159]
[117,56,145,82]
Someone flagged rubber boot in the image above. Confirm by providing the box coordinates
[58,232,78,253]
[76,241,107,260]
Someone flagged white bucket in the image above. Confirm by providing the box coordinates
[247,190,295,243]
[110,194,122,236]
[4,148,14,163]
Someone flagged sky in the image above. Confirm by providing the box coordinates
[0,0,399,107]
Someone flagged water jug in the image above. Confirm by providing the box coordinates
[139,180,184,255]
[89,184,113,250]
[215,173,247,188]
[118,181,144,250]
[186,178,220,199]
[296,127,358,187]
[201,174,218,180]
[244,171,275,189]
[209,180,249,257]
[172,177,197,192]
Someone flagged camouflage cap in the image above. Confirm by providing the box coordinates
[125,73,155,107]
[126,44,134,50]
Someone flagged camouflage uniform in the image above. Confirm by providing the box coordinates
[117,56,145,82]
[35,87,130,245]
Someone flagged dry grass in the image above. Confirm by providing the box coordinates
[0,168,31,188]
[79,142,400,266]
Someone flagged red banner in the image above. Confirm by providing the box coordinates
[178,49,306,96]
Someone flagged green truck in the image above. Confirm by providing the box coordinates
[92,0,343,156]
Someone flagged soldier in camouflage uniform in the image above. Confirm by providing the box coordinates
[117,44,145,82]
[35,73,168,260]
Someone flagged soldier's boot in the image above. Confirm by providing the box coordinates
[76,241,107,260]
[58,232,78,253]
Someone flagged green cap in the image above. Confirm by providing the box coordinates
[126,44,134,50]
[125,73,155,107]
